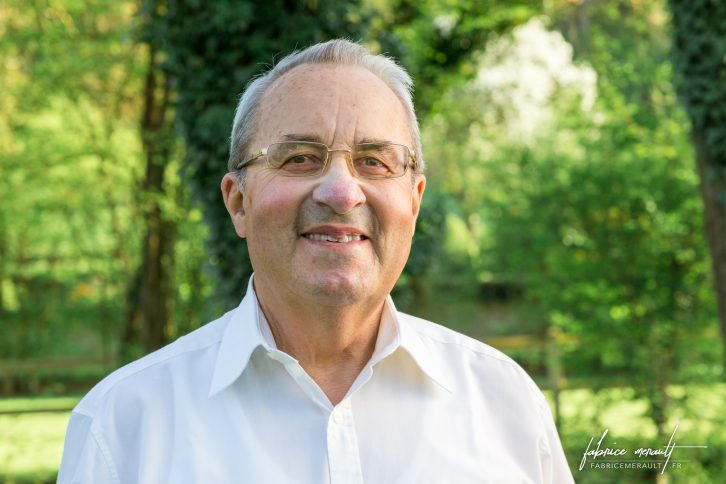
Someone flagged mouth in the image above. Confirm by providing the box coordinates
[300,225,370,244]
[302,233,367,243]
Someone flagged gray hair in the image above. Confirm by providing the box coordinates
[227,39,423,179]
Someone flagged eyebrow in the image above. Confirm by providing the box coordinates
[358,137,394,145]
[279,133,396,145]
[280,133,325,143]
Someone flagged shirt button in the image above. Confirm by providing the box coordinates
[332,408,344,424]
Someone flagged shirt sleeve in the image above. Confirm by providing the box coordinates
[57,412,120,484]
[537,398,575,484]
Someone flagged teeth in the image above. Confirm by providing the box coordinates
[304,234,363,243]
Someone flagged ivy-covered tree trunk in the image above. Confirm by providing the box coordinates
[694,145,726,358]
[137,44,174,353]
[122,7,176,360]
[669,0,726,367]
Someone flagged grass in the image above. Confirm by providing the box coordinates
[0,396,81,482]
[0,396,80,414]
[555,383,726,483]
[0,413,68,481]
[1,386,724,482]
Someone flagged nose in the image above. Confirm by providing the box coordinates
[311,152,366,214]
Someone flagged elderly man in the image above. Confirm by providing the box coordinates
[58,39,574,483]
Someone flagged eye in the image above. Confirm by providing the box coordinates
[280,153,323,173]
[287,155,314,164]
[361,157,384,167]
[354,155,392,176]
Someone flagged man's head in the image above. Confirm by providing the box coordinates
[221,39,425,308]
[228,39,424,179]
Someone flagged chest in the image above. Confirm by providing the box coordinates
[120,381,545,484]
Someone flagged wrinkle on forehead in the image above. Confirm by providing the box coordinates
[331,73,360,149]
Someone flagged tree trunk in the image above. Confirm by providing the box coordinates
[0,215,6,317]
[669,0,726,369]
[124,41,174,357]
[694,141,726,369]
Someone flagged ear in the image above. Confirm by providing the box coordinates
[411,174,426,224]
[221,172,247,238]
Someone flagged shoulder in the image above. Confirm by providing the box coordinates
[399,311,515,360]
[73,310,234,418]
[395,313,572,481]
[58,310,241,483]
[397,311,545,399]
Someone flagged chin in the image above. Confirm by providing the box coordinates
[299,270,371,306]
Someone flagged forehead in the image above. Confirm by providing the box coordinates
[253,64,412,147]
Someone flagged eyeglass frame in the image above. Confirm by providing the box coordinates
[233,140,418,179]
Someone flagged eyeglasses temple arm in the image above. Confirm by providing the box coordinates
[235,148,266,170]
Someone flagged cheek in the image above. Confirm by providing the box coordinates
[370,185,419,246]
[245,182,308,245]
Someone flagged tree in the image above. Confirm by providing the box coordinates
[669,0,726,368]
[0,0,214,365]
[0,0,145,362]
[367,0,541,116]
[424,11,718,478]
[121,1,178,359]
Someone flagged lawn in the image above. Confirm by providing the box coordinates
[0,412,69,484]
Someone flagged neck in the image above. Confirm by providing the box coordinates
[254,280,385,406]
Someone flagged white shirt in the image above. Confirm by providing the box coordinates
[58,279,574,484]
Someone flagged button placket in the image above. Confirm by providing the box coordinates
[326,400,364,484]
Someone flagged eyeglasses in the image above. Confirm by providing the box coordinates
[235,141,417,179]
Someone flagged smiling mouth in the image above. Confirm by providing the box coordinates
[301,233,368,243]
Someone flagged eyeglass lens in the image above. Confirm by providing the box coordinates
[267,142,409,178]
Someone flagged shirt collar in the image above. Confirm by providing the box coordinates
[208,276,453,398]
[381,297,454,393]
[208,275,270,398]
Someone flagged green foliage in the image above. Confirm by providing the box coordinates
[0,1,214,360]
[0,1,144,358]
[367,0,541,116]
[559,384,726,482]
[669,0,726,164]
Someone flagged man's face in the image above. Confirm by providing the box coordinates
[222,64,425,307]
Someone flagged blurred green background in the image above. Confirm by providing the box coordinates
[1,0,725,482]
